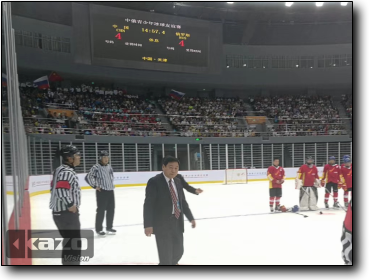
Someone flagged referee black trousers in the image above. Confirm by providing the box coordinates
[53,210,81,265]
[95,189,115,232]
[155,215,184,265]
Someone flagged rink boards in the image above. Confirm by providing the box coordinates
[20,167,324,196]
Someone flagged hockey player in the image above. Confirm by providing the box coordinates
[267,157,285,212]
[341,156,352,208]
[321,156,344,209]
[296,156,320,211]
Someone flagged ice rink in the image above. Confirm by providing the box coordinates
[30,179,347,265]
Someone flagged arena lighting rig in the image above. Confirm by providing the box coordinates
[285,2,349,7]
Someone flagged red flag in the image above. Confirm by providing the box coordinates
[49,72,63,82]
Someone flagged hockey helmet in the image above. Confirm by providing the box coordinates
[99,150,109,158]
[60,145,80,160]
[343,157,351,163]
[306,156,314,164]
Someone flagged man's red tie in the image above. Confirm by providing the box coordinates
[169,180,180,219]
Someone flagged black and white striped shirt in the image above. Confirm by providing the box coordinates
[49,164,81,212]
[85,163,115,191]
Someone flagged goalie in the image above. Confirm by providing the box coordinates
[295,156,320,211]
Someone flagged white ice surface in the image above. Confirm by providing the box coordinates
[30,180,347,265]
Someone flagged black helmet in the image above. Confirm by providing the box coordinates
[99,150,109,158]
[60,145,80,160]
[306,156,314,164]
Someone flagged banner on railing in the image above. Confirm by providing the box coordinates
[27,167,324,195]
[245,116,266,124]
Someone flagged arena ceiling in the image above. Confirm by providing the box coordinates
[95,1,352,25]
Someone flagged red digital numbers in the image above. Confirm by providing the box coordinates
[115,33,122,40]
[179,40,184,47]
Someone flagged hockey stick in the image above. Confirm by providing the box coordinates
[322,186,347,212]
[295,212,308,218]
[287,207,308,218]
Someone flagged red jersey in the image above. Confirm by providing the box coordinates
[267,166,285,189]
[322,164,342,183]
[341,165,352,189]
[297,164,319,187]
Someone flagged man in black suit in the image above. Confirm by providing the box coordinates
[144,156,196,265]
[176,174,203,195]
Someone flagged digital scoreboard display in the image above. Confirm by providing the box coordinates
[90,5,212,72]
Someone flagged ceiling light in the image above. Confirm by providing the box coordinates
[315,2,324,7]
[285,2,294,7]
[226,65,230,68]
[296,64,299,67]
[310,67,313,69]
[227,2,234,4]
[243,64,246,67]
[341,2,348,6]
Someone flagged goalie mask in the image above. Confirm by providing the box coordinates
[306,156,314,166]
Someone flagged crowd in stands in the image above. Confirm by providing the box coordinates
[341,93,352,121]
[2,83,167,136]
[250,95,346,136]
[158,97,255,137]
[2,81,351,137]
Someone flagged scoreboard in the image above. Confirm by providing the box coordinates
[92,16,208,67]
[89,5,216,73]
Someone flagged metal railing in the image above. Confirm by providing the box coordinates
[19,138,353,176]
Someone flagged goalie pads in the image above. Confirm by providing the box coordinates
[299,187,309,211]
[309,187,319,211]
[299,187,319,211]
[295,179,303,189]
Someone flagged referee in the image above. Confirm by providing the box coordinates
[50,145,82,265]
[85,150,116,236]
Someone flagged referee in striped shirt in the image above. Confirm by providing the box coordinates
[85,150,116,236]
[50,145,82,265]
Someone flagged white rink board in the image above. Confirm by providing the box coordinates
[27,167,324,194]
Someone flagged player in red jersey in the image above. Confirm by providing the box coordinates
[267,157,285,212]
[296,156,321,211]
[341,156,352,208]
[321,156,344,209]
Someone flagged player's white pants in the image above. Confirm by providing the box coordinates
[299,187,319,211]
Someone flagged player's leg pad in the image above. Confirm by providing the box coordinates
[299,187,309,211]
[309,187,319,211]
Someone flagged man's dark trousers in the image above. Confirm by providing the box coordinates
[95,189,115,232]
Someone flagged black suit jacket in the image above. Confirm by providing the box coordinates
[144,173,194,234]
[176,174,198,195]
